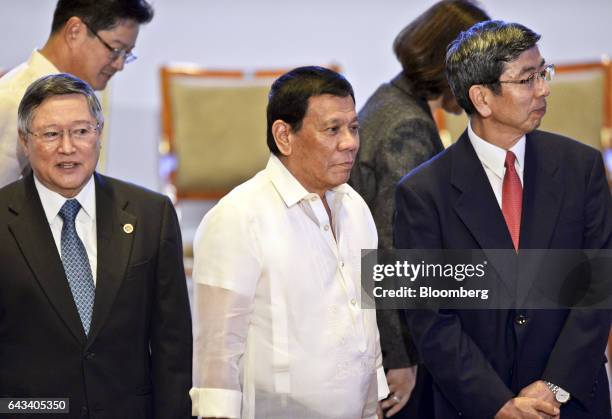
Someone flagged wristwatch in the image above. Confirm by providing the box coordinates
[544,381,571,403]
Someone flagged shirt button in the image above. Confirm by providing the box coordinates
[350,298,357,305]
[324,225,330,231]
[340,261,345,268]
[310,196,318,202]
[515,315,528,325]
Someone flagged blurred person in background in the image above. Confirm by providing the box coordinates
[0,0,154,188]
[349,1,490,417]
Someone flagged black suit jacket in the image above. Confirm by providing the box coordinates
[0,173,193,419]
[395,130,612,418]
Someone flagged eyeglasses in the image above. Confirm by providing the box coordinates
[491,64,555,88]
[27,123,100,144]
[83,22,137,64]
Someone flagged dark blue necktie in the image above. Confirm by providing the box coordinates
[59,199,95,335]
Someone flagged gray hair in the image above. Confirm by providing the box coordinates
[445,20,541,115]
[17,73,104,135]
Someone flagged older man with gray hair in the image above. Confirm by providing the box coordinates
[395,21,612,419]
[0,73,193,419]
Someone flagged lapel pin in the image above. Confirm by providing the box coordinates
[123,223,134,234]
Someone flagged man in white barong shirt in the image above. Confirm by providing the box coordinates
[189,66,389,419]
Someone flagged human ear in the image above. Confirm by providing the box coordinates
[272,120,293,156]
[468,85,493,118]
[18,132,30,159]
[63,16,87,47]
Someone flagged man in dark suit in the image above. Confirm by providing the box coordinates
[0,73,193,418]
[395,21,612,418]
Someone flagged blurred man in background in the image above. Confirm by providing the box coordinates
[349,2,490,416]
[0,0,153,187]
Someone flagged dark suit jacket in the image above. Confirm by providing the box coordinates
[0,173,193,419]
[395,130,612,418]
[350,73,444,369]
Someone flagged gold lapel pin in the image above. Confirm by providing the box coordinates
[123,223,134,234]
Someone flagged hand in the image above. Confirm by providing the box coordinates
[494,396,560,419]
[519,380,559,408]
[519,381,560,419]
[380,366,417,417]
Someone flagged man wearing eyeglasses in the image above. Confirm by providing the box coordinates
[0,0,153,188]
[0,73,193,418]
[395,21,611,418]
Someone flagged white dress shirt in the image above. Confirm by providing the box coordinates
[190,154,388,419]
[467,120,525,208]
[0,50,59,188]
[34,175,98,285]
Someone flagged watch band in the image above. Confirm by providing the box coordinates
[544,381,571,404]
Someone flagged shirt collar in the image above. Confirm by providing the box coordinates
[265,154,353,207]
[34,174,96,224]
[29,49,60,74]
[467,119,525,180]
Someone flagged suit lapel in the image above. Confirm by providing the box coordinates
[87,174,136,347]
[7,174,87,345]
[519,132,563,250]
[515,133,563,307]
[451,132,517,294]
[451,132,514,250]
[452,130,562,250]
[450,131,563,304]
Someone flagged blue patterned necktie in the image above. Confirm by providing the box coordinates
[59,199,95,336]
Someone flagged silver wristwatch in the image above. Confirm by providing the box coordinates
[544,381,570,403]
